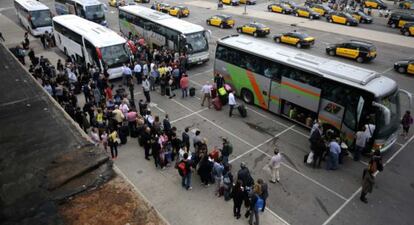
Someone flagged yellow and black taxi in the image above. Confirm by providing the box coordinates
[135,0,150,3]
[325,40,377,63]
[399,0,413,9]
[388,12,414,28]
[168,6,190,17]
[206,14,235,28]
[267,3,293,14]
[108,0,125,7]
[364,0,387,9]
[152,2,171,13]
[309,4,334,17]
[222,0,240,6]
[394,59,414,75]
[293,6,321,19]
[401,22,414,36]
[240,0,256,5]
[326,11,358,26]
[273,31,315,48]
[280,0,299,9]
[236,22,270,37]
[347,9,373,24]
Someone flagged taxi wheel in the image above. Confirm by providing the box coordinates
[296,42,302,48]
[220,23,224,29]
[346,21,351,26]
[328,18,333,23]
[253,32,258,37]
[295,12,299,17]
[275,37,281,43]
[328,50,335,56]
[282,10,286,14]
[356,56,364,63]
[237,28,242,33]
[268,7,272,12]
[404,31,410,36]
[310,15,314,20]
[398,67,406,73]
[207,20,210,25]
[391,23,396,28]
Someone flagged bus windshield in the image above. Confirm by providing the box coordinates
[30,10,52,28]
[376,90,400,139]
[185,32,208,54]
[85,4,105,21]
[100,44,130,68]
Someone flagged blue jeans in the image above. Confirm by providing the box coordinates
[181,87,188,98]
[222,155,229,166]
[182,171,192,189]
[327,152,339,170]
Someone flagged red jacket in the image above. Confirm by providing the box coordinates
[180,76,189,89]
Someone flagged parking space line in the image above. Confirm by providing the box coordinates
[170,98,292,225]
[170,108,209,123]
[255,148,348,201]
[321,134,414,225]
[265,207,291,225]
[229,125,295,164]
[190,69,213,78]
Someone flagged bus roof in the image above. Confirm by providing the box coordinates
[71,0,102,6]
[119,5,205,34]
[218,35,397,97]
[14,0,50,11]
[53,15,126,48]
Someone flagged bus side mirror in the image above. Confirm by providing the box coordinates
[372,101,391,125]
[399,89,412,109]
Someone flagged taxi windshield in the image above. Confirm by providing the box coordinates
[254,23,267,28]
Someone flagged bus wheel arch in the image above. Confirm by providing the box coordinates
[241,88,254,104]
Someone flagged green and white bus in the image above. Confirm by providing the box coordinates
[215,35,411,152]
[118,5,210,65]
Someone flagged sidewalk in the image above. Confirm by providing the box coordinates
[185,1,414,48]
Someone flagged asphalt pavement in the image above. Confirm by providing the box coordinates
[1,0,414,224]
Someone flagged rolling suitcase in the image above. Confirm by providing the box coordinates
[238,104,247,118]
[189,87,196,97]
[212,97,222,111]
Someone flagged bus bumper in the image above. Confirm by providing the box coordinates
[373,131,398,153]
[188,53,210,65]
[32,27,53,37]
[107,67,123,80]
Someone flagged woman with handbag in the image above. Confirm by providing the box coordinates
[108,128,120,159]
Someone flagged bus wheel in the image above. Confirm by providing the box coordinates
[398,67,406,74]
[241,89,254,104]
[356,56,364,63]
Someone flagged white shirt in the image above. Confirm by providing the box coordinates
[123,66,132,76]
[201,84,212,94]
[228,93,236,106]
[142,79,150,91]
[134,64,142,73]
[356,131,369,148]
[270,154,282,168]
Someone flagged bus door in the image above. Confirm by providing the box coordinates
[280,76,321,126]
[267,71,282,114]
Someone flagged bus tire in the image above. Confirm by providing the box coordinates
[241,89,254,104]
[356,56,364,63]
[398,66,406,73]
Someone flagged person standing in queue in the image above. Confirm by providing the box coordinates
[228,90,236,117]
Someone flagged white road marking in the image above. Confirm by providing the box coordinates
[171,98,347,202]
[321,134,414,225]
[381,67,394,74]
[190,69,213,78]
[0,7,13,12]
[170,108,209,123]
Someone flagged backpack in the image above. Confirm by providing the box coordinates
[177,161,187,177]
[255,195,264,212]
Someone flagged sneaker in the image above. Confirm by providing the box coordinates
[188,186,192,190]
[269,180,276,184]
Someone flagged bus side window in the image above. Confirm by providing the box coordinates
[119,11,125,19]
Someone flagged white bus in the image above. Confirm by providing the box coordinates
[119,5,210,65]
[215,35,412,152]
[53,15,131,79]
[54,0,107,26]
[14,0,53,36]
